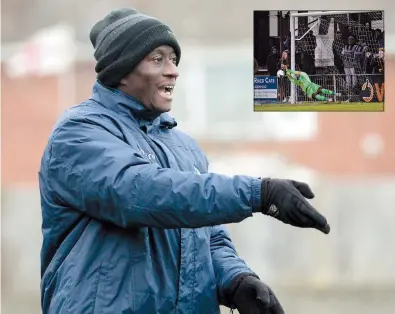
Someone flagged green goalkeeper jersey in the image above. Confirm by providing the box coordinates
[285,69,320,98]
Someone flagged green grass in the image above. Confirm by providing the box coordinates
[254,102,384,112]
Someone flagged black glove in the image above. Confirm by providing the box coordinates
[232,275,285,314]
[259,178,330,234]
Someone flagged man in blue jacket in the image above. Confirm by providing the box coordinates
[39,8,330,314]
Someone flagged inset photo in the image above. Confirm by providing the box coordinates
[253,10,384,111]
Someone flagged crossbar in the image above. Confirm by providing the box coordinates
[291,10,377,17]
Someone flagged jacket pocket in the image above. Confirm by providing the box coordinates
[92,262,110,313]
[92,260,132,313]
[61,262,108,313]
[129,255,163,313]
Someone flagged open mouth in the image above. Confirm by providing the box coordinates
[158,85,175,99]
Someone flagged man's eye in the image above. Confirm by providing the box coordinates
[153,57,163,63]
[171,57,177,64]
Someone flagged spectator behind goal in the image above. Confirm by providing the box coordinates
[332,31,345,74]
[341,35,358,90]
[278,50,290,102]
[364,46,375,74]
[266,46,279,76]
[374,29,384,50]
[372,48,384,74]
[353,39,369,85]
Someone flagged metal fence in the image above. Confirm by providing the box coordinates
[278,73,384,103]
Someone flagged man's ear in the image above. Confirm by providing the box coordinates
[119,71,133,87]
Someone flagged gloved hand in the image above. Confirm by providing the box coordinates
[232,275,285,314]
[259,178,330,234]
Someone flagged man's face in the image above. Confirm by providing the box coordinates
[348,37,355,45]
[379,50,384,58]
[119,45,179,113]
[272,48,277,54]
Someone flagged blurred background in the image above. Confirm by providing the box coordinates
[1,1,394,314]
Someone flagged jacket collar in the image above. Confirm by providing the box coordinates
[90,81,177,129]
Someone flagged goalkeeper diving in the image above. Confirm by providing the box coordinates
[281,68,340,101]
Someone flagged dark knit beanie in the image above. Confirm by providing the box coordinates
[90,8,181,87]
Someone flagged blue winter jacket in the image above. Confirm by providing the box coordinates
[39,81,262,313]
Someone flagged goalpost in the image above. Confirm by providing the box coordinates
[289,10,384,104]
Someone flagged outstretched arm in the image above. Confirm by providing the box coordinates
[287,75,298,85]
[286,69,301,76]
[43,113,262,230]
[286,73,299,85]
[285,69,303,85]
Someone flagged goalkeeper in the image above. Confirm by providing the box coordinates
[284,68,339,101]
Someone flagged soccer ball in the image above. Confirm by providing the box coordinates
[277,69,285,78]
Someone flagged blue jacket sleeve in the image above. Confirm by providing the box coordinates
[44,115,262,229]
[210,225,257,307]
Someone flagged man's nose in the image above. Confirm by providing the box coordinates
[163,60,179,78]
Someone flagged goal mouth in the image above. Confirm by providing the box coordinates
[288,10,384,104]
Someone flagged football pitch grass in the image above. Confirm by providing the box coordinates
[254,102,384,112]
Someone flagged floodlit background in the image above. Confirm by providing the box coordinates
[2,1,394,314]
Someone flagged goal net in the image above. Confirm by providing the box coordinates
[289,10,384,103]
